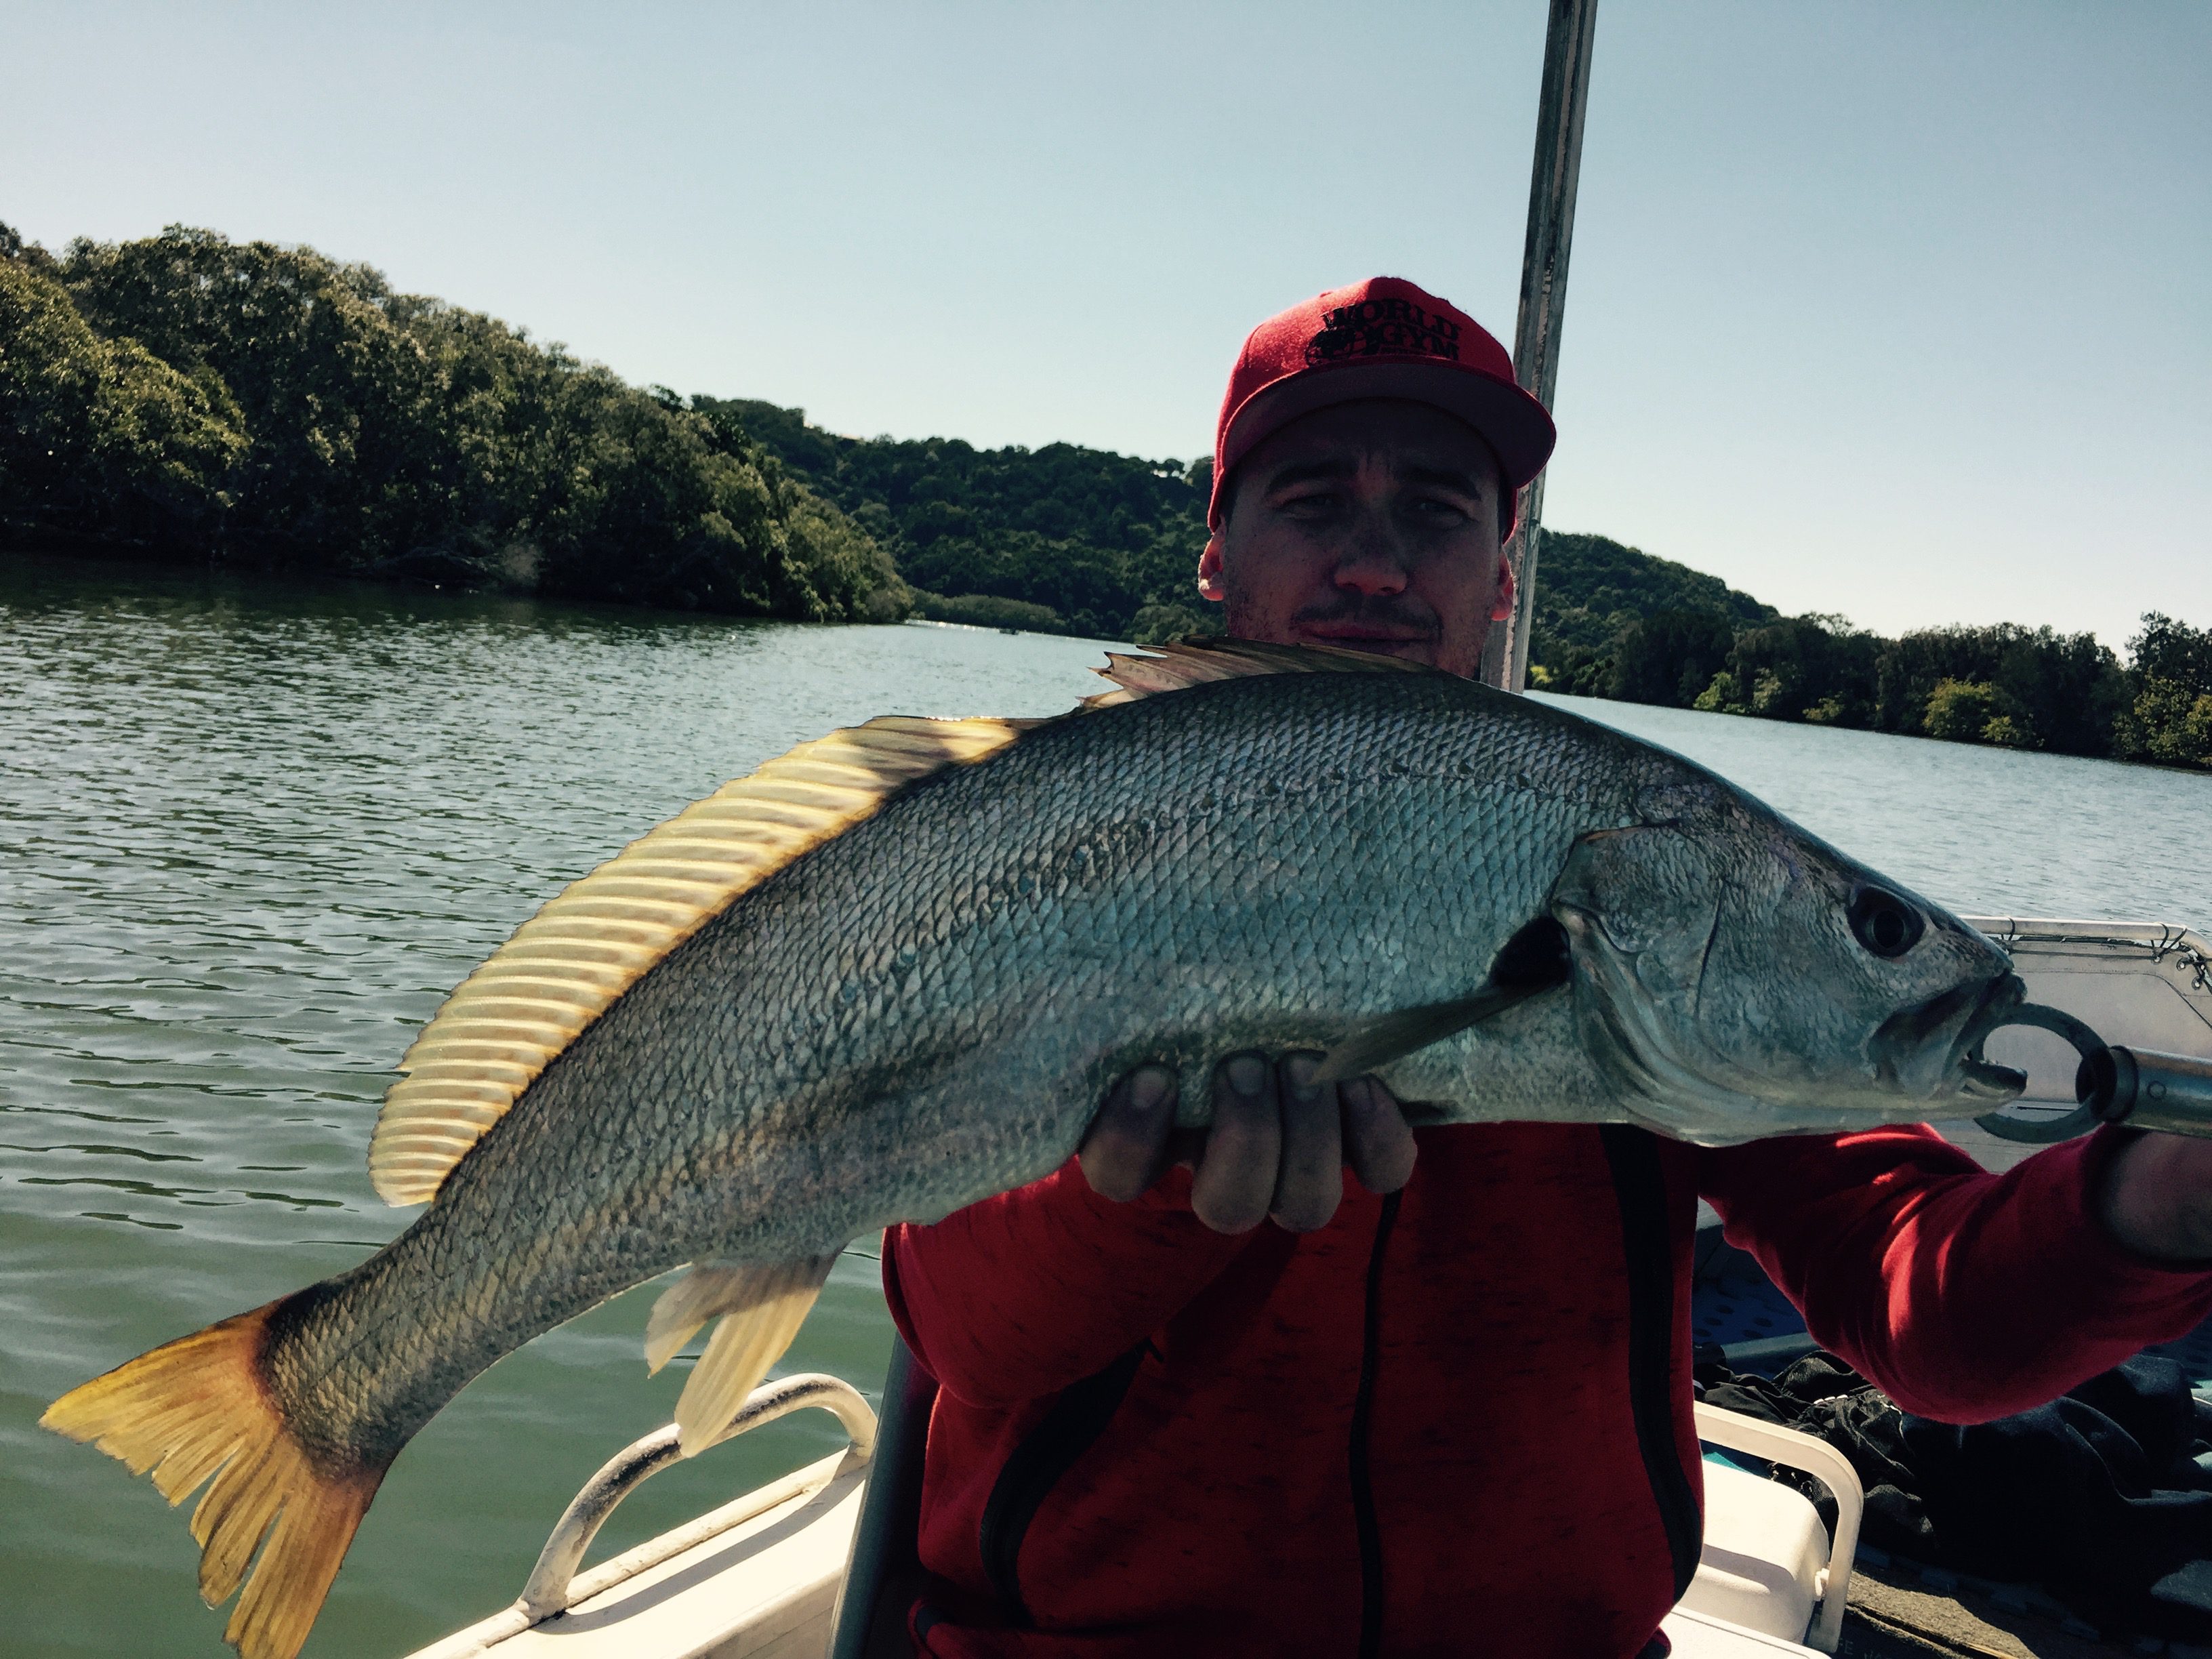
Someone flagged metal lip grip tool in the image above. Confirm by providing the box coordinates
[2078,1044,2212,1136]
[1971,1000,2212,1144]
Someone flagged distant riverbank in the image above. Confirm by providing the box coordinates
[1534,601,2212,774]
[5,220,2206,771]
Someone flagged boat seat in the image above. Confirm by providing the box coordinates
[1666,1402,1866,1655]
[1681,1456,1830,1639]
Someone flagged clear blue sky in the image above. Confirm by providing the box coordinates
[4,1,2205,648]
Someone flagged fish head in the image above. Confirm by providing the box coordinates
[1549,780,2025,1145]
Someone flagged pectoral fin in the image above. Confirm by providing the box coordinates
[1314,916,1573,1083]
[644,1253,841,1454]
[1313,985,1540,1083]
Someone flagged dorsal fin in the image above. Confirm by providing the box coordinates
[368,716,1027,1206]
[1083,637,1433,708]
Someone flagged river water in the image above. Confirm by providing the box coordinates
[3,552,2207,1658]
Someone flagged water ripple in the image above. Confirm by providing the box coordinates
[5,552,2206,1658]
[0,554,1113,1658]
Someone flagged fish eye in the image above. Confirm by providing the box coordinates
[1848,887,1925,958]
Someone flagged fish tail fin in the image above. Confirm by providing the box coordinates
[41,1297,387,1659]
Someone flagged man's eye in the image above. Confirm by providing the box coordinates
[1412,497,1469,523]
[1279,492,1338,515]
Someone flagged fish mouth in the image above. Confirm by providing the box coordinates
[1872,971,2028,1102]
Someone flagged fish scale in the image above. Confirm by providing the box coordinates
[42,642,2026,1659]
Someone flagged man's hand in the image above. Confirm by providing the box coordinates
[2098,1132,2212,1263]
[1078,1053,1418,1234]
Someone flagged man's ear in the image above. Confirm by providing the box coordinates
[1490,553,1516,623]
[1197,534,1227,603]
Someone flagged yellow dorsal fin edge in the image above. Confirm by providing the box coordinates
[367,716,1027,1206]
[370,642,1410,1207]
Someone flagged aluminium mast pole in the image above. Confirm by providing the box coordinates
[1490,0,1599,691]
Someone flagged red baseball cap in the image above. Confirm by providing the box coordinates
[1207,276,1556,530]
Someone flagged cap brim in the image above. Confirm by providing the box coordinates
[1220,359,1557,497]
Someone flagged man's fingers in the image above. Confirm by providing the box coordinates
[1191,1052,1280,1233]
[1342,1076,1418,1195]
[1078,1064,1178,1202]
[1082,1059,1416,1222]
[1272,1054,1345,1231]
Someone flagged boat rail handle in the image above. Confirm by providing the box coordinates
[518,1371,878,1621]
[1692,1401,1864,1655]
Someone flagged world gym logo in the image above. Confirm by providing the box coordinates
[1305,297,1462,365]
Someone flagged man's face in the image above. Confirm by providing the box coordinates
[1197,398,1513,680]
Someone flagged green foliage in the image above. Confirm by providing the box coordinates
[1526,531,1776,703]
[9,222,2206,773]
[1525,527,2204,771]
[703,397,1216,641]
[2117,681,2212,769]
[2128,612,2212,696]
[0,224,900,621]
[1530,530,1776,660]
[1565,596,2205,772]
[1603,609,1738,708]
[909,591,1063,632]
[1723,617,1882,726]
[1871,623,2123,756]
[1692,670,1743,714]
[1128,602,1214,647]
[1923,679,2033,748]
[2114,615,2212,766]
[0,254,247,544]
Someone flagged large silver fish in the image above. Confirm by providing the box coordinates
[45,642,2026,1658]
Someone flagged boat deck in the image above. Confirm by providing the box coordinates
[1841,1558,2202,1658]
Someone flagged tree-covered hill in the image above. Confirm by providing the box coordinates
[700,398,1215,642]
[0,218,1836,652]
[1,224,899,620]
[1529,530,1776,658]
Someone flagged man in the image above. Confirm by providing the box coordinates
[883,276,2212,1657]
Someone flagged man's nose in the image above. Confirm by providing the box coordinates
[1331,519,1412,596]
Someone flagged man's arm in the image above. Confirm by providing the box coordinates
[883,1056,1415,1409]
[2098,1131,2212,1261]
[1700,1124,2212,1424]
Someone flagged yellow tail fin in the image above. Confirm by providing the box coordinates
[42,1298,384,1659]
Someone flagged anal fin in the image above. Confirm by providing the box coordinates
[644,1254,840,1454]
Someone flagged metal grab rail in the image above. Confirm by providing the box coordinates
[517,1372,878,1621]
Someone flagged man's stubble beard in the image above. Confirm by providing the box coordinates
[1219,575,1443,653]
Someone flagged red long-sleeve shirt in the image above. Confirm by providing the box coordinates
[883,1122,2212,1658]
